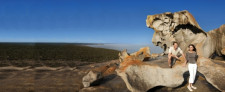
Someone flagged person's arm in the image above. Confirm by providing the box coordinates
[182,51,186,61]
[183,53,188,66]
[195,53,198,62]
[196,53,199,66]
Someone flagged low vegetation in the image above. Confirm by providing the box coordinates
[0,43,119,67]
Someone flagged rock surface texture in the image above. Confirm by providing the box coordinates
[146,10,225,58]
[81,10,225,92]
[117,48,225,92]
[116,11,225,91]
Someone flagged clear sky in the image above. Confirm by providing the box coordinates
[0,0,224,44]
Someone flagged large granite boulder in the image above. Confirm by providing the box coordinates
[197,57,225,91]
[82,63,117,87]
[82,70,102,87]
[119,47,151,63]
[146,10,225,58]
[117,48,225,92]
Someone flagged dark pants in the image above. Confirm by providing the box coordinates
[170,57,177,66]
[170,53,181,66]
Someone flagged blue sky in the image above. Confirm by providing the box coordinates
[0,0,224,44]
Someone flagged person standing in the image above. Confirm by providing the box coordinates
[183,44,198,91]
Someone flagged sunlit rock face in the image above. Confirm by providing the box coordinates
[117,48,225,92]
[222,48,225,55]
[146,10,225,58]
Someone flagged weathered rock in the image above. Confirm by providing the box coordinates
[117,64,188,92]
[146,10,225,58]
[130,47,151,61]
[117,49,187,92]
[221,48,225,55]
[82,70,102,87]
[80,75,130,92]
[197,57,225,91]
[144,10,225,91]
[150,53,159,59]
[207,24,225,56]
[117,48,225,92]
[119,49,130,63]
[119,50,145,64]
[119,47,151,62]
[82,63,118,87]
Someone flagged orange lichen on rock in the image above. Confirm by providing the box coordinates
[92,65,109,73]
[102,65,117,76]
[221,48,225,55]
[131,47,151,60]
[119,58,143,72]
[118,47,151,71]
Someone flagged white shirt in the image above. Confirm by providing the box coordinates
[168,46,183,55]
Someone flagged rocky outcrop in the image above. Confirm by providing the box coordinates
[117,49,187,92]
[146,10,225,58]
[82,70,102,87]
[150,53,160,59]
[117,48,225,92]
[117,58,186,91]
[144,10,225,91]
[197,57,225,91]
[119,47,151,63]
[82,63,117,87]
[82,10,225,92]
[130,47,151,58]
[207,24,225,56]
[222,48,225,55]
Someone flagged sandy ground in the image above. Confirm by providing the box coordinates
[0,60,129,92]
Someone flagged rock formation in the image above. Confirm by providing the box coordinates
[82,64,117,87]
[144,10,225,91]
[146,10,225,58]
[82,10,225,92]
[117,48,225,92]
[150,53,160,59]
[222,48,225,55]
[119,47,151,63]
[83,70,102,87]
[117,49,187,92]
[130,47,151,61]
[197,57,225,91]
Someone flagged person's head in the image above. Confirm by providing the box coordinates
[173,42,178,49]
[188,44,196,52]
